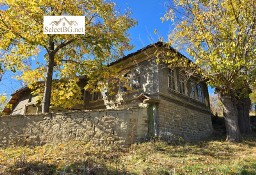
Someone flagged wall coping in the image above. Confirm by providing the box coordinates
[0,106,147,118]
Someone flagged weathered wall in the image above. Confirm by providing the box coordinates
[86,57,160,110]
[0,107,148,147]
[157,97,213,141]
[156,64,213,141]
[11,92,30,115]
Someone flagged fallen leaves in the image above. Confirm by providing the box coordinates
[0,135,256,174]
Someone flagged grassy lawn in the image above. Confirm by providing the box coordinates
[0,134,256,175]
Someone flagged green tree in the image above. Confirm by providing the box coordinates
[164,0,255,141]
[0,0,135,113]
[250,85,256,103]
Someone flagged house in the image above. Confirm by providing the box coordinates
[2,76,88,115]
[2,42,213,141]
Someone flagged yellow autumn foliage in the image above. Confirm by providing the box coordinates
[164,0,255,95]
[0,0,136,111]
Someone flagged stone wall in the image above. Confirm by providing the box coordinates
[157,98,213,141]
[0,107,148,147]
[0,98,214,148]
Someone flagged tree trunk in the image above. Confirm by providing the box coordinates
[219,94,241,142]
[42,40,55,113]
[237,96,251,134]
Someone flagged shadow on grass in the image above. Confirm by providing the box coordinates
[149,130,256,160]
[240,163,256,175]
[3,159,133,175]
[2,162,57,175]
[241,132,256,147]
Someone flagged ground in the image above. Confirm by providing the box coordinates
[0,133,256,175]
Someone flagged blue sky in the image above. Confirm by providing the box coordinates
[115,0,173,52]
[0,0,214,97]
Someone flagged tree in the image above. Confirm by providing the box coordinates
[209,94,223,117]
[250,85,256,104]
[250,85,256,116]
[236,87,252,134]
[163,0,255,141]
[0,94,7,113]
[0,51,4,81]
[0,0,135,113]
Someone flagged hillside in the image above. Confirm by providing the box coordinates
[0,133,256,175]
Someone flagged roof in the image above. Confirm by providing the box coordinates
[109,41,192,66]
[2,87,31,114]
[108,41,164,66]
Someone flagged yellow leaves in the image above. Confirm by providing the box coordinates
[1,41,40,73]
[26,79,83,110]
[165,0,255,92]
[0,94,8,113]
[21,67,45,85]
[1,0,135,112]
[50,80,83,109]
[60,62,78,78]
[0,95,7,105]
[1,138,256,174]
[59,90,65,96]
[161,8,174,22]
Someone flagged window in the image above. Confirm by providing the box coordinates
[168,69,175,90]
[190,81,196,99]
[122,70,141,91]
[131,75,141,89]
[91,91,102,101]
[28,94,32,103]
[197,84,204,102]
[119,85,127,92]
[178,73,186,94]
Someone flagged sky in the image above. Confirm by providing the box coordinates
[114,0,172,51]
[0,0,214,98]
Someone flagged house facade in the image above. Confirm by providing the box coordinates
[3,42,213,141]
[97,42,213,140]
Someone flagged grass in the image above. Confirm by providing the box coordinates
[0,134,256,175]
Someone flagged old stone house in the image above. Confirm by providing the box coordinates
[3,76,88,115]
[2,42,213,142]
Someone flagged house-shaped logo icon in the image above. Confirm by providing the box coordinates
[44,16,85,34]
[50,17,78,27]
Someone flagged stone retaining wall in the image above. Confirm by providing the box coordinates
[158,99,213,141]
[0,107,148,147]
[0,101,214,147]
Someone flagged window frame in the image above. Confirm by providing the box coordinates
[168,69,176,90]
[121,69,142,92]
[90,91,102,101]
[196,84,204,102]
[189,80,196,99]
[178,73,186,95]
